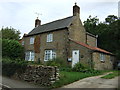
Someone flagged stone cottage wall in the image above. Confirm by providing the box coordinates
[13,65,59,86]
[92,52,113,70]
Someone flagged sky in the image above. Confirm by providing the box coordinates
[0,0,119,38]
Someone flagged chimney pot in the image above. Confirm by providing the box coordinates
[35,18,41,27]
[73,3,80,17]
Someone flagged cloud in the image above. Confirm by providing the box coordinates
[0,0,118,38]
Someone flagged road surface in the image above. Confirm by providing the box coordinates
[61,74,119,88]
[0,75,45,89]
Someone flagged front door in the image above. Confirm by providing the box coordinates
[72,50,79,67]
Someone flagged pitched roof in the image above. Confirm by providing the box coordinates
[70,39,113,55]
[27,16,74,36]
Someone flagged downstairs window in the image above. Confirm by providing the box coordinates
[44,50,56,61]
[25,51,34,61]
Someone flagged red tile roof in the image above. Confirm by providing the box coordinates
[70,39,113,55]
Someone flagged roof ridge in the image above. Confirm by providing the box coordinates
[39,16,73,27]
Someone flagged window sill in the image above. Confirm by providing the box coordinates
[100,60,105,63]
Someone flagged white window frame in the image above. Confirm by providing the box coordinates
[25,51,34,61]
[30,37,34,44]
[47,34,53,42]
[44,50,56,61]
[100,53,105,61]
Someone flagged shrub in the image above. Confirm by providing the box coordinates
[72,62,87,72]
[2,58,28,77]
[72,62,101,74]
[2,39,24,59]
[46,57,67,67]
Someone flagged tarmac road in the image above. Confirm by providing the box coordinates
[0,75,44,89]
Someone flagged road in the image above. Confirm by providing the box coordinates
[61,74,119,89]
[0,75,45,89]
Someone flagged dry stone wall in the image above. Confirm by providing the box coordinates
[13,65,59,86]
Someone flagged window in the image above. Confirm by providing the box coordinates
[30,37,34,44]
[44,50,56,61]
[25,51,34,61]
[47,34,53,42]
[22,41,24,45]
[100,53,105,61]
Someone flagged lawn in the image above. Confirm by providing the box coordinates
[101,70,120,79]
[51,71,104,88]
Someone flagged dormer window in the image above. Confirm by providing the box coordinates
[30,37,34,44]
[47,34,53,42]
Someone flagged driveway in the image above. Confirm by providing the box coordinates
[61,73,119,89]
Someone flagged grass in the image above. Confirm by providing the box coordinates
[101,70,120,79]
[50,71,105,88]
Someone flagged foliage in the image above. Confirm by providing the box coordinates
[2,58,28,77]
[45,57,67,67]
[1,27,21,40]
[27,61,43,65]
[2,39,24,59]
[72,62,86,72]
[59,67,72,72]
[101,70,120,79]
[84,15,120,62]
[83,15,99,35]
[72,62,101,74]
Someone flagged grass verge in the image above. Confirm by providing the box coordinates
[50,71,106,88]
[101,70,120,79]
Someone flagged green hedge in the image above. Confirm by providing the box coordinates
[2,39,24,58]
[2,58,28,77]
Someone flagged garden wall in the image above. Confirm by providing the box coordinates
[13,65,59,86]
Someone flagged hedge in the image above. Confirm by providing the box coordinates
[2,58,28,77]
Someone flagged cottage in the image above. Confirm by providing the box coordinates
[21,3,115,70]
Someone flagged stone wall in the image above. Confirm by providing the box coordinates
[69,40,92,67]
[13,65,59,86]
[86,34,97,47]
[92,52,113,70]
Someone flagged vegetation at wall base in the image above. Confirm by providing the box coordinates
[2,58,28,77]
[101,70,120,79]
[45,57,68,67]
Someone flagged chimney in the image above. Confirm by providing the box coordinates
[35,17,41,27]
[73,3,80,17]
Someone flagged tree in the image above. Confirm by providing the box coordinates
[105,15,118,24]
[1,27,21,40]
[2,39,24,59]
[84,15,120,60]
[83,15,99,35]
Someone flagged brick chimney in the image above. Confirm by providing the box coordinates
[35,17,41,27]
[73,3,80,17]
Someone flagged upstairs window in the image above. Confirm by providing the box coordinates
[30,37,34,44]
[25,51,34,61]
[100,53,105,62]
[47,34,53,42]
[44,50,56,61]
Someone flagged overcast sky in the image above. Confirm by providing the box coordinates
[0,0,119,38]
